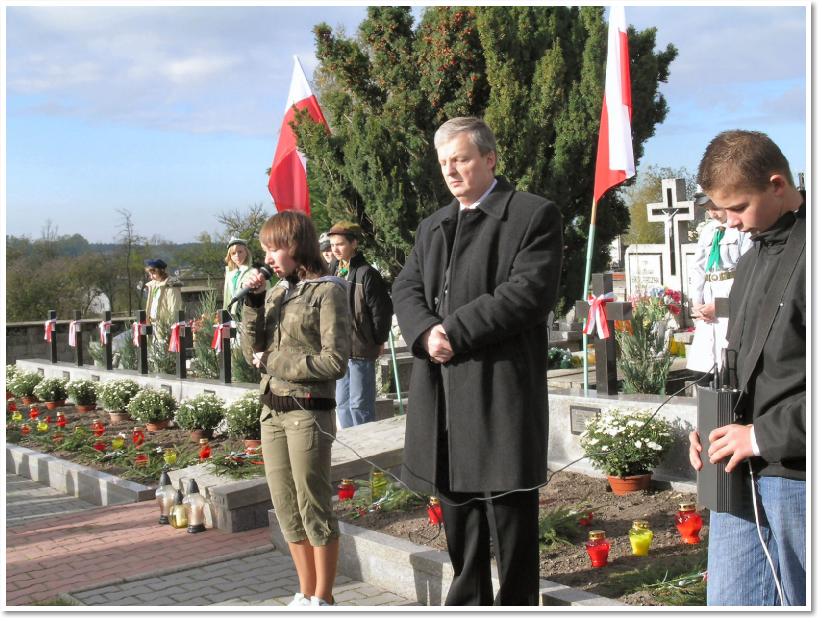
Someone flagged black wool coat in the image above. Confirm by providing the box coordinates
[392,177,563,493]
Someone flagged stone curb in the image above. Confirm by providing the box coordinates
[6,444,156,505]
[267,509,624,607]
[55,544,274,604]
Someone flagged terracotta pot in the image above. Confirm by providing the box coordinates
[107,411,132,424]
[45,400,67,409]
[189,428,213,442]
[607,473,652,496]
[76,404,97,414]
[21,396,35,406]
[6,390,13,400]
[145,420,171,432]
[243,438,262,450]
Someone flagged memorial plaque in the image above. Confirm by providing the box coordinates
[160,384,172,394]
[62,371,71,380]
[570,405,601,435]
[37,368,44,376]
[203,389,216,395]
[91,374,100,382]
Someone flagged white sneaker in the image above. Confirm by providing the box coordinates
[310,595,334,606]
[287,592,310,607]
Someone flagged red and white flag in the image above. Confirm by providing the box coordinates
[593,5,635,204]
[267,56,330,215]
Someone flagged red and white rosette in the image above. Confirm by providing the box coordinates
[98,321,112,345]
[211,321,236,353]
[583,292,616,340]
[68,320,81,347]
[132,321,146,346]
[43,319,57,342]
[168,321,189,353]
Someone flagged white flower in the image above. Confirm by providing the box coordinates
[648,441,662,451]
[601,445,609,451]
[635,441,643,448]
[588,438,599,445]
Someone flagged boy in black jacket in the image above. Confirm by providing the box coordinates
[688,130,805,606]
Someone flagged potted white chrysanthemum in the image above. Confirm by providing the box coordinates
[66,379,100,412]
[34,377,69,409]
[175,393,226,441]
[127,387,178,431]
[579,408,674,495]
[98,379,142,423]
[225,391,262,450]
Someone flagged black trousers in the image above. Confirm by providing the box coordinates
[435,396,540,605]
[438,487,540,606]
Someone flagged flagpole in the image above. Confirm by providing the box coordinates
[581,196,598,395]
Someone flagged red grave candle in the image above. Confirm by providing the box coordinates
[675,502,703,544]
[134,453,149,467]
[337,479,355,500]
[198,439,212,461]
[93,440,107,452]
[56,413,67,428]
[29,406,40,420]
[585,530,611,568]
[20,423,31,435]
[427,497,444,525]
[132,427,145,448]
[90,419,105,437]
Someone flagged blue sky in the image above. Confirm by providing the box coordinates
[3,3,810,244]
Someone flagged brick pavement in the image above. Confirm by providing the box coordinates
[5,473,419,607]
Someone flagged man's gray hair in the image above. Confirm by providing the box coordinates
[434,117,497,155]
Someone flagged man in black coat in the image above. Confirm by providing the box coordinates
[392,117,563,605]
[688,130,805,606]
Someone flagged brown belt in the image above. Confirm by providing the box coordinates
[706,270,735,282]
[262,392,336,412]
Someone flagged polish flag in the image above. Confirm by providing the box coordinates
[268,56,329,215]
[593,6,635,204]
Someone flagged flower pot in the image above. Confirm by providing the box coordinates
[243,438,262,450]
[45,400,67,409]
[21,396,36,406]
[107,410,132,424]
[189,429,213,442]
[145,420,171,432]
[6,390,13,400]
[76,404,97,413]
[607,473,652,496]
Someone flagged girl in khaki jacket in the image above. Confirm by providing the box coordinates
[144,259,182,324]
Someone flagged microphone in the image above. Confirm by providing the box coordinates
[227,264,273,308]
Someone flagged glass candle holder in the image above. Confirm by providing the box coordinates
[93,440,107,452]
[12,411,23,422]
[198,439,212,461]
[629,519,654,556]
[675,503,703,544]
[134,453,149,467]
[29,406,41,419]
[111,434,125,450]
[427,497,444,525]
[20,423,31,435]
[132,427,145,448]
[36,421,49,433]
[163,448,178,466]
[337,479,355,500]
[56,413,67,428]
[585,530,611,568]
[370,470,387,502]
[7,399,17,413]
[90,419,105,437]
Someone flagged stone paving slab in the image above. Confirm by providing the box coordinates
[6,473,98,526]
[68,550,419,607]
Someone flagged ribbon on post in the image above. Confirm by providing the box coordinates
[68,320,80,347]
[583,292,617,340]
[132,321,146,346]
[43,319,57,342]
[211,321,236,353]
[168,321,189,353]
[98,321,112,345]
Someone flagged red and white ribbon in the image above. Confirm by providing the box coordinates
[98,321,112,345]
[583,292,616,340]
[168,321,189,353]
[43,319,57,342]
[132,322,146,346]
[68,321,80,347]
[211,321,236,353]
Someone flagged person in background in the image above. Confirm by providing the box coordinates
[327,221,393,429]
[240,211,351,608]
[392,117,563,605]
[689,130,805,606]
[222,237,261,318]
[143,259,182,325]
[685,188,752,384]
[319,232,334,268]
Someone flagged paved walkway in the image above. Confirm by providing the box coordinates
[5,473,417,607]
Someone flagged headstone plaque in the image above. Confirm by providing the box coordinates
[570,404,601,435]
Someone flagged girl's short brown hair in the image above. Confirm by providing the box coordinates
[259,211,328,280]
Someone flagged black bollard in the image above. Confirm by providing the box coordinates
[217,309,236,384]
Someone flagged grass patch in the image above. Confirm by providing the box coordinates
[603,550,708,605]
[31,597,80,606]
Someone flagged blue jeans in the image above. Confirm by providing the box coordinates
[707,475,805,606]
[336,359,376,429]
